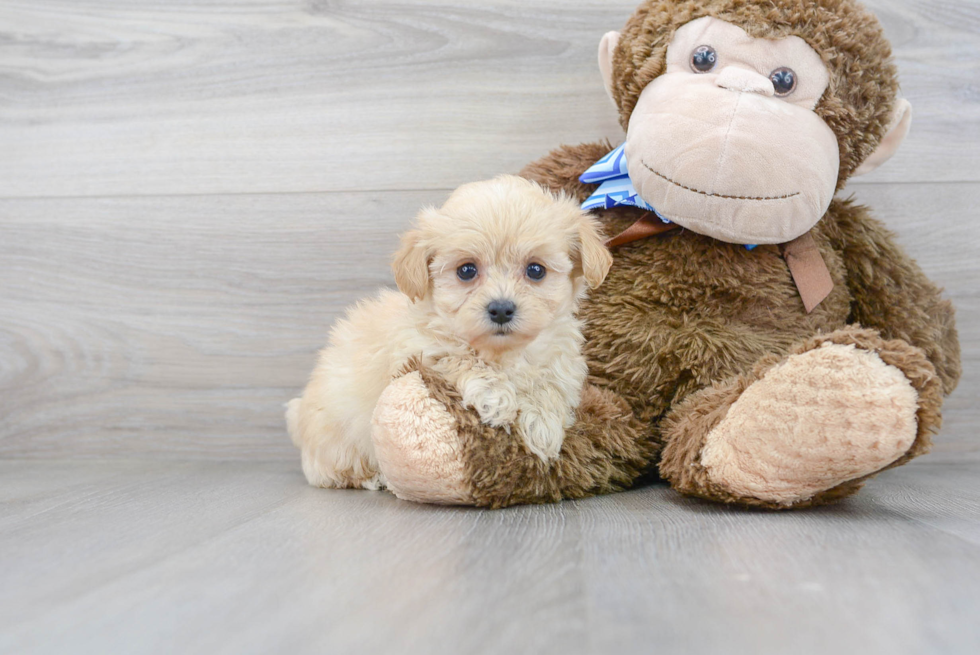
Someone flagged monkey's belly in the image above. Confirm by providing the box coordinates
[580,230,850,425]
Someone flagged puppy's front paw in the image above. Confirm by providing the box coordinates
[461,378,518,430]
[360,472,387,491]
[518,410,565,462]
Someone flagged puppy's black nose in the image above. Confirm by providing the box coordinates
[487,300,516,325]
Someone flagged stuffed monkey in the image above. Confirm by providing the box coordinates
[370,0,961,509]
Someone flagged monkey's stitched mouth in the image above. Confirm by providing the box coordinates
[641,161,800,201]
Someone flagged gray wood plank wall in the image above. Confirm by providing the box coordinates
[1,0,977,460]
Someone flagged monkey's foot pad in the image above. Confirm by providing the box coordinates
[700,342,919,505]
[372,371,474,505]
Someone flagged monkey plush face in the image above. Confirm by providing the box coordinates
[598,1,913,246]
[624,17,838,244]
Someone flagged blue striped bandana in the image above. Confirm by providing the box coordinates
[580,143,661,215]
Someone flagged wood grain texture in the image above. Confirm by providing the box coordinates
[0,183,976,459]
[0,190,445,458]
[1,3,978,653]
[1,458,978,655]
[0,0,978,199]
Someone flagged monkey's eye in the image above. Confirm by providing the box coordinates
[457,263,478,281]
[691,45,717,73]
[770,67,797,96]
[526,263,546,281]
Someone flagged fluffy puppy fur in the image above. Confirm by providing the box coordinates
[286,175,613,490]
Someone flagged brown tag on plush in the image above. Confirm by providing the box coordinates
[779,232,834,313]
[604,213,679,248]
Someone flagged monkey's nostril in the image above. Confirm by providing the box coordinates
[487,300,516,325]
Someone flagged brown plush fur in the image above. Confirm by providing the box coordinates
[385,0,961,509]
[830,208,962,394]
[409,363,657,509]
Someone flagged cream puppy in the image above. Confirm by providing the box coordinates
[286,175,612,490]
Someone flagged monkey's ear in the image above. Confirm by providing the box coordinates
[392,227,431,302]
[575,213,614,289]
[852,99,912,177]
[598,31,621,101]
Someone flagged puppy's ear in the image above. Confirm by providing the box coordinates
[574,212,613,289]
[392,228,430,302]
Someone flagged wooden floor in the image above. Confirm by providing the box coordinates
[1,0,979,653]
[2,456,980,655]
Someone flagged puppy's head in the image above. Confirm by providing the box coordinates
[393,175,612,356]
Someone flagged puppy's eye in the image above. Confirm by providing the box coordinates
[691,45,717,73]
[456,263,478,281]
[526,263,546,281]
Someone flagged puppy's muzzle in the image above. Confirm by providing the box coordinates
[487,299,516,325]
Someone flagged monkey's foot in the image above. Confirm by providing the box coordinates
[373,362,656,508]
[659,327,943,508]
[371,371,475,505]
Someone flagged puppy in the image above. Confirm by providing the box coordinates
[286,175,612,490]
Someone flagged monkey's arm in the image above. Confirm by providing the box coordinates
[831,200,961,394]
[371,362,656,508]
[519,141,616,201]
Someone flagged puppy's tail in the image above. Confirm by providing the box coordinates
[285,398,303,448]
